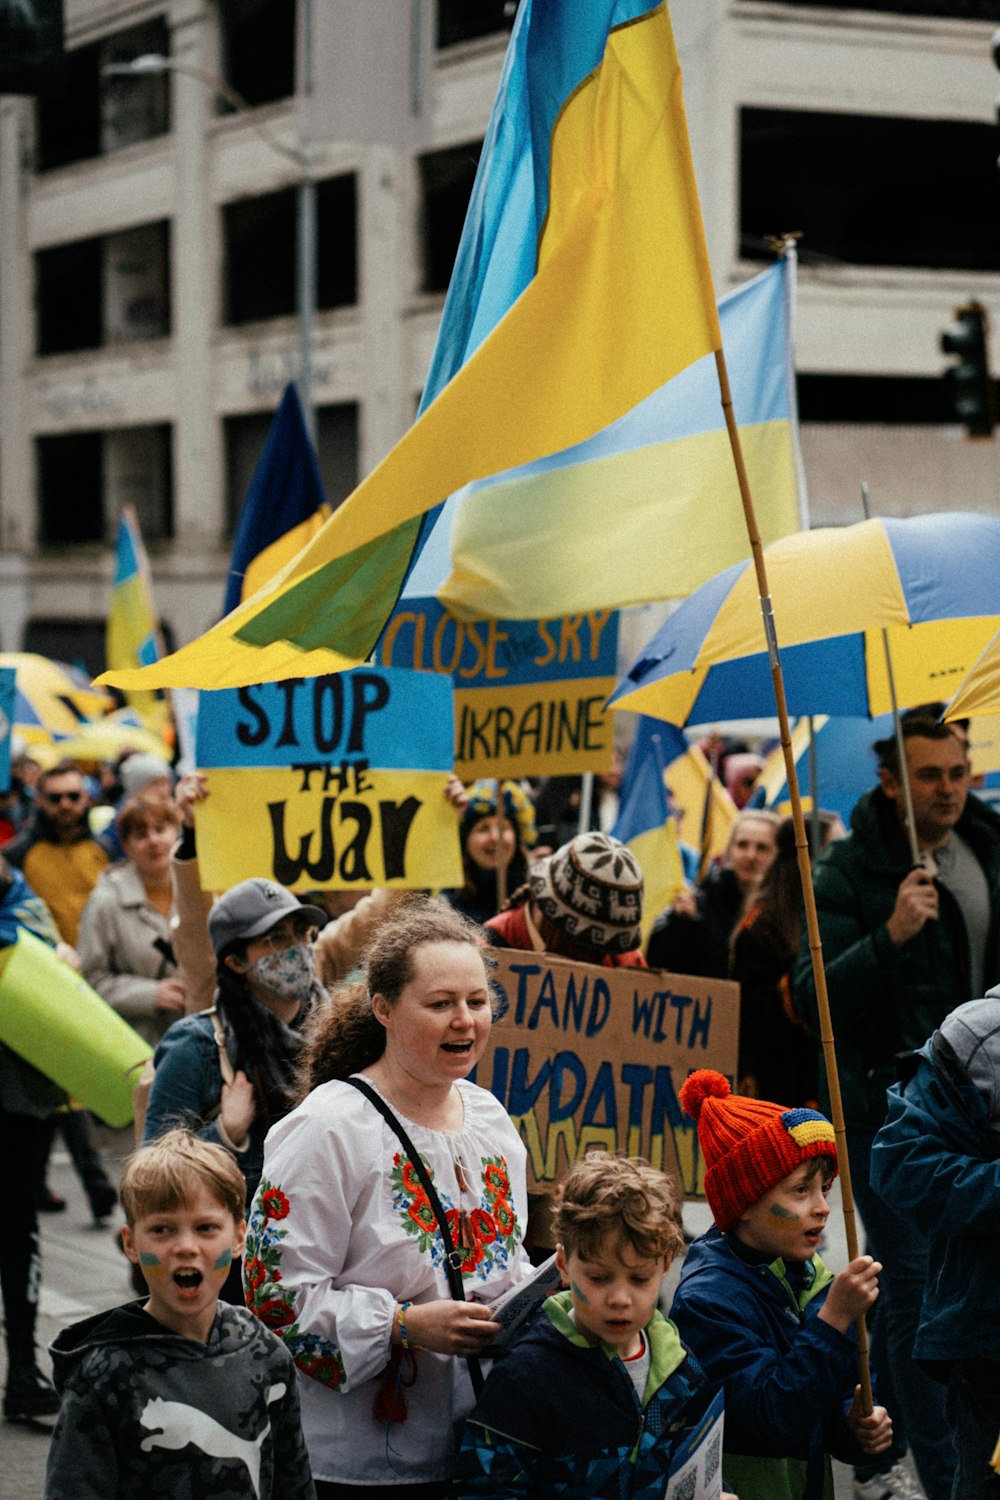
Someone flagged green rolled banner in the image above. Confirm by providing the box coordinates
[0,929,153,1127]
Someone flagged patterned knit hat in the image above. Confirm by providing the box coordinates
[461,780,538,852]
[529,832,643,954]
[679,1070,838,1232]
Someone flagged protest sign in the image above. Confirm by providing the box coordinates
[0,667,13,791]
[195,666,463,892]
[471,950,738,1200]
[377,601,618,779]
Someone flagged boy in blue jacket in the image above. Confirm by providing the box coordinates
[452,1152,727,1500]
[671,1070,894,1500]
[871,993,1000,1498]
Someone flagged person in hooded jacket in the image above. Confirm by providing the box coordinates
[442,779,537,926]
[871,993,1000,1499]
[45,1130,314,1500]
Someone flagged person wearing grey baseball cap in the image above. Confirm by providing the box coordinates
[141,877,330,1260]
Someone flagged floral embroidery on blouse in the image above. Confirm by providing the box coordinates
[244,1177,347,1391]
[390,1151,522,1279]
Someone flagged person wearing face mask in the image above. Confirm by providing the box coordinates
[142,878,328,1299]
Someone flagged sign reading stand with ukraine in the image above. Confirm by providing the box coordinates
[195,668,463,892]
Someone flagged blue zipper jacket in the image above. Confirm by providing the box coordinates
[453,1290,723,1499]
[870,993,1000,1377]
[670,1228,867,1500]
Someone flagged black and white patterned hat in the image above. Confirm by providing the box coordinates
[529,832,643,954]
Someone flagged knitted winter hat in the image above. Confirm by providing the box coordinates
[679,1070,838,1232]
[529,832,643,954]
[461,780,538,852]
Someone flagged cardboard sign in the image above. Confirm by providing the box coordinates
[195,667,463,892]
[471,950,739,1199]
[377,600,619,778]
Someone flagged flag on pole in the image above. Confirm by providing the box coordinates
[435,255,803,619]
[612,717,688,945]
[106,506,165,729]
[223,383,330,615]
[99,0,722,693]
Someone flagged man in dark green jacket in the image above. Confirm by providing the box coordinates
[794,715,1000,1500]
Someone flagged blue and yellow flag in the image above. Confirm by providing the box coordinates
[99,0,721,692]
[223,383,330,615]
[612,718,688,945]
[106,507,164,727]
[437,255,803,618]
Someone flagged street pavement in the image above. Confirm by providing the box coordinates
[3,1145,916,1499]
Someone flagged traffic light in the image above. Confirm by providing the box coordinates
[940,302,996,439]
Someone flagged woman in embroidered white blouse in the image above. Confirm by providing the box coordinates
[244,897,531,1499]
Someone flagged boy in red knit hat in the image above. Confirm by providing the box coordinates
[670,1070,895,1500]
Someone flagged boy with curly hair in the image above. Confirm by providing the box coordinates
[45,1130,315,1499]
[452,1152,726,1499]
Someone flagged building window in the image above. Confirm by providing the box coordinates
[219,0,294,108]
[35,16,169,173]
[418,141,482,294]
[36,223,171,356]
[797,375,955,424]
[22,619,115,679]
[36,239,103,356]
[740,108,999,272]
[105,426,174,542]
[222,175,356,325]
[37,433,104,543]
[224,402,359,538]
[437,0,517,48]
[36,425,173,546]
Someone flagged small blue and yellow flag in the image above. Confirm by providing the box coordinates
[106,506,164,727]
[612,718,688,946]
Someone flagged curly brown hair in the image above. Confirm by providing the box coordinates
[295,895,496,1098]
[552,1153,684,1264]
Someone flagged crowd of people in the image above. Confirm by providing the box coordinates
[0,717,997,1499]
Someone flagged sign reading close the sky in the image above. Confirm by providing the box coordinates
[472,949,739,1199]
[377,602,619,779]
[195,667,463,892]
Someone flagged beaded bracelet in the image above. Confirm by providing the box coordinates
[397,1300,415,1350]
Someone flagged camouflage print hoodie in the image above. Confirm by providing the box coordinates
[46,1300,316,1500]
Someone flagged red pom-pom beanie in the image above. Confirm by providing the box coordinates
[679,1069,838,1233]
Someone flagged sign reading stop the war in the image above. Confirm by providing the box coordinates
[195,666,463,892]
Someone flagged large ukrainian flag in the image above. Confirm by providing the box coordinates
[430,256,802,619]
[100,0,722,693]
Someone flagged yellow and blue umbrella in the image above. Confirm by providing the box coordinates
[612,513,1000,726]
[0,652,113,744]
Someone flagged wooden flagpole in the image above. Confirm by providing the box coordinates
[494,779,509,911]
[714,344,874,1408]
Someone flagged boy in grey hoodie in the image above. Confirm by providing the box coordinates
[45,1130,315,1500]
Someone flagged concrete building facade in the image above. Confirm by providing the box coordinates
[0,0,997,672]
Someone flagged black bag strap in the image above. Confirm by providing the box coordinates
[345,1076,484,1396]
